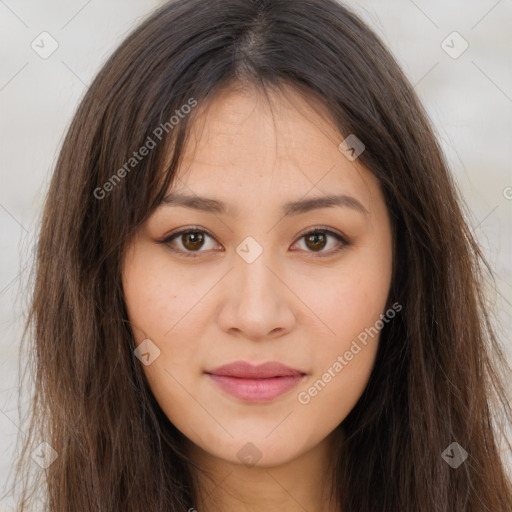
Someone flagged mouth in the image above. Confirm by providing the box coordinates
[205,361,307,402]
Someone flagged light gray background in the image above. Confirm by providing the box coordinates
[1,0,511,508]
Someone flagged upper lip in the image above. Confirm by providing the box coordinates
[206,361,306,379]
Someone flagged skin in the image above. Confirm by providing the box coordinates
[122,83,394,512]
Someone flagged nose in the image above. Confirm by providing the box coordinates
[215,250,297,341]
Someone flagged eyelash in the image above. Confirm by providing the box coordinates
[157,225,350,258]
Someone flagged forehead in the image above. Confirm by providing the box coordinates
[181,83,341,166]
[165,84,380,218]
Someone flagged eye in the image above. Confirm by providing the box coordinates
[157,226,221,257]
[290,227,349,256]
[157,226,349,258]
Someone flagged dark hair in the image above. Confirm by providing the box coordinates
[14,0,512,510]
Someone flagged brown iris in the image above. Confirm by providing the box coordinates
[304,232,327,251]
[181,232,205,251]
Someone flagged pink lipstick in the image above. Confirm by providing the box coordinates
[205,361,306,402]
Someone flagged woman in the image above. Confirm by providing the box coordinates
[14,0,512,510]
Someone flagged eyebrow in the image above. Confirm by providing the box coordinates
[160,192,369,218]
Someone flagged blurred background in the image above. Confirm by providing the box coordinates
[1,0,511,508]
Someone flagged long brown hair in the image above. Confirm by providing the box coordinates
[13,0,512,510]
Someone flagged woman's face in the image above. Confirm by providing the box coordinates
[122,84,393,467]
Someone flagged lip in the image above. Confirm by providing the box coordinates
[205,361,307,402]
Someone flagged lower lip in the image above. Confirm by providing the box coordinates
[207,374,305,402]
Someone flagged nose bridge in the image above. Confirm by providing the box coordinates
[234,242,277,305]
[217,238,295,339]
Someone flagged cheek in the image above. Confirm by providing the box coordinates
[121,247,198,406]
[304,252,391,356]
[294,273,387,427]
[122,246,210,341]
[295,240,391,409]
[122,251,209,431]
